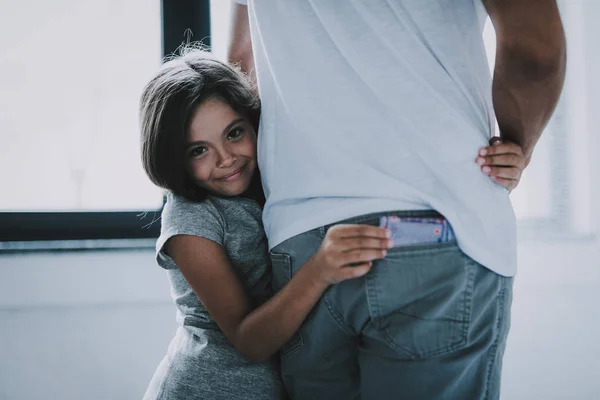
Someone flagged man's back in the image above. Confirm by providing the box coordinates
[247,0,516,275]
[232,1,565,398]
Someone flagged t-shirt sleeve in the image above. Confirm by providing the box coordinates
[155,194,226,270]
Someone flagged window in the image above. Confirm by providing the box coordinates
[0,0,212,249]
[209,0,233,62]
[3,0,591,249]
[1,1,163,212]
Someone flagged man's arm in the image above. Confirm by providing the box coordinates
[228,1,255,80]
[483,0,567,164]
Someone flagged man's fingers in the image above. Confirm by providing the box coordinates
[476,154,526,169]
[479,142,524,157]
[482,166,522,180]
[491,176,518,191]
[489,136,503,146]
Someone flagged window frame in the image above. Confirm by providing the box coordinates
[0,0,211,251]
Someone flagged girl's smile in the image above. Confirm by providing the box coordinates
[218,162,249,182]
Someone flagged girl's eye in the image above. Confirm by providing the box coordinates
[227,127,244,141]
[190,147,207,157]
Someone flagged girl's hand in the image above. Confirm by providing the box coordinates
[309,224,392,285]
[476,137,527,192]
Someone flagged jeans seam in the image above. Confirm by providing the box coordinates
[378,326,468,360]
[384,242,459,258]
[484,281,507,400]
[323,292,357,336]
[280,333,304,359]
[461,261,476,344]
[366,273,380,329]
[270,252,305,359]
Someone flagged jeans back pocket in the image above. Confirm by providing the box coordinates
[366,243,476,359]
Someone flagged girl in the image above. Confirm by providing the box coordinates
[139,48,392,399]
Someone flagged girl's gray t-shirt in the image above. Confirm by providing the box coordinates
[143,192,285,400]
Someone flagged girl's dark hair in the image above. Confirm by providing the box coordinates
[139,45,261,203]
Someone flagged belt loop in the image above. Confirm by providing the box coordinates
[319,225,327,239]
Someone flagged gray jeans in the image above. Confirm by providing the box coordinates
[270,210,513,400]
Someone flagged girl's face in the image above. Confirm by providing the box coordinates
[185,98,257,197]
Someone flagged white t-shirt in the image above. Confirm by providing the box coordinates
[237,0,517,276]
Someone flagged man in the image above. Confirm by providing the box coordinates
[229,1,566,399]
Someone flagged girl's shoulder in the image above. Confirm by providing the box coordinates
[164,192,217,212]
[155,193,264,270]
[161,193,260,230]
[160,193,224,232]
[156,194,227,267]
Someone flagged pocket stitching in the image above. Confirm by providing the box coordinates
[385,240,459,258]
[324,292,357,336]
[269,251,304,359]
[280,332,303,359]
[484,284,509,399]
[369,252,476,359]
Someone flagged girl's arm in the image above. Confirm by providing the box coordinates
[168,224,390,363]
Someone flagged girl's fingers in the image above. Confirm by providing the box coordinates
[338,263,373,281]
[341,249,387,265]
[481,166,522,180]
[330,224,390,240]
[339,237,393,252]
[491,176,518,191]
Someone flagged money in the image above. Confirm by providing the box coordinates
[379,216,454,247]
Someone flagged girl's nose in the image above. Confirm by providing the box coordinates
[216,148,237,168]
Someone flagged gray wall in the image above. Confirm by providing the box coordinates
[0,250,176,400]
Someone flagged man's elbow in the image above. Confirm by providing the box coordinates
[500,14,567,79]
[499,39,566,82]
